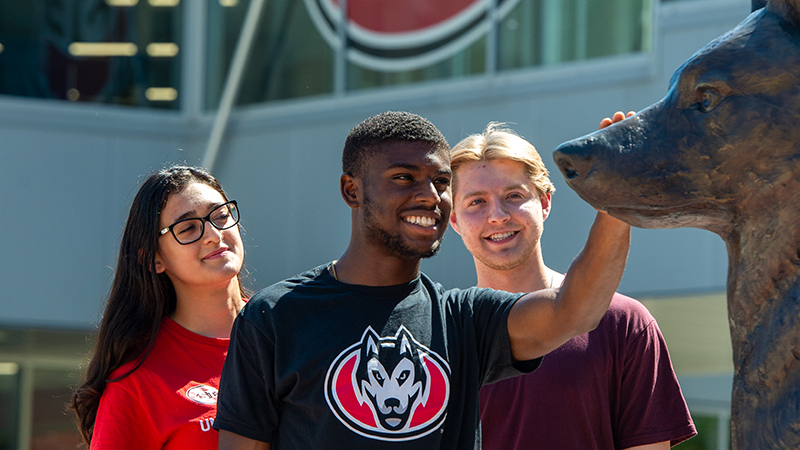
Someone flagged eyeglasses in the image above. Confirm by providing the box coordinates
[159,200,239,245]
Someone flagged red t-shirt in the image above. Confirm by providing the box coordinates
[480,294,697,449]
[91,317,229,450]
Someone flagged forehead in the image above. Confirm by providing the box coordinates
[672,15,786,95]
[454,159,530,195]
[366,141,451,174]
[160,182,225,224]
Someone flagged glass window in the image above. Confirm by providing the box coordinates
[347,38,486,91]
[208,0,652,105]
[0,327,92,450]
[31,369,83,450]
[339,0,491,90]
[206,0,335,109]
[0,364,20,450]
[0,0,182,109]
[2,0,652,110]
[498,0,652,71]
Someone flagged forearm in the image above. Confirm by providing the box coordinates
[508,211,630,360]
[219,430,271,450]
[557,210,630,334]
[625,441,670,450]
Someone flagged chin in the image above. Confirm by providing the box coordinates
[420,236,445,258]
[477,251,529,271]
[419,245,441,259]
[216,261,243,279]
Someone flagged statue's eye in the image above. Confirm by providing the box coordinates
[695,89,723,113]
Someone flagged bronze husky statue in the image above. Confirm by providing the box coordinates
[553,0,800,447]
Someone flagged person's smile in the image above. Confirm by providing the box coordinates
[401,210,443,233]
[484,229,520,243]
[203,246,231,260]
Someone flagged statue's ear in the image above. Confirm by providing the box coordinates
[766,0,800,23]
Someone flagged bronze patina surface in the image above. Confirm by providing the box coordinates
[553,1,800,447]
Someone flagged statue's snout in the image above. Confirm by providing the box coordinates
[553,139,595,185]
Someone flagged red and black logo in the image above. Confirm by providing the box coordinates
[325,326,450,441]
[304,0,522,71]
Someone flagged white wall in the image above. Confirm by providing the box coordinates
[0,100,204,328]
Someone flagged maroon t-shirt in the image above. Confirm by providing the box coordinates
[480,293,697,449]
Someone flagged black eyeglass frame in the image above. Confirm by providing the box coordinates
[159,200,239,245]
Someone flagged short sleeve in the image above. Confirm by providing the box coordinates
[456,287,539,386]
[214,313,278,443]
[617,316,696,448]
[91,382,162,450]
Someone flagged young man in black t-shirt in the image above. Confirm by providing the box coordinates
[215,111,631,450]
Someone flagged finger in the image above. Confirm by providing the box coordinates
[612,111,626,123]
[626,111,635,118]
[599,118,613,129]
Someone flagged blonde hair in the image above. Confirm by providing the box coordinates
[450,122,555,195]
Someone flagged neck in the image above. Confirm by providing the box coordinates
[474,253,559,292]
[720,203,800,447]
[726,205,800,356]
[334,246,422,286]
[171,279,244,338]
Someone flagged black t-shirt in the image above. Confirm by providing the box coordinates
[215,264,538,449]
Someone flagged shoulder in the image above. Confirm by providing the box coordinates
[107,359,142,386]
[105,322,186,383]
[419,272,446,294]
[244,264,331,310]
[422,274,521,307]
[608,293,654,318]
[598,293,657,335]
[237,264,339,336]
[105,350,162,394]
[106,322,175,382]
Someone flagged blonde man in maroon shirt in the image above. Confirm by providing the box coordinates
[449,116,697,450]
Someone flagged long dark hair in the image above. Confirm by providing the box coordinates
[71,165,243,445]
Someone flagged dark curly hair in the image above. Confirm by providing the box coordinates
[342,111,450,178]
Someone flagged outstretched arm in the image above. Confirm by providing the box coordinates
[626,442,670,450]
[507,110,634,361]
[507,211,630,360]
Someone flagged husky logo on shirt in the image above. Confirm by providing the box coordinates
[325,326,450,441]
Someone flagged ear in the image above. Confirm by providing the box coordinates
[340,173,361,208]
[139,248,166,273]
[449,210,461,235]
[395,326,416,358]
[398,333,414,357]
[153,251,166,274]
[768,0,800,22]
[540,192,552,221]
[361,326,380,358]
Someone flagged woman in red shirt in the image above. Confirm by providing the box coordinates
[72,165,247,449]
